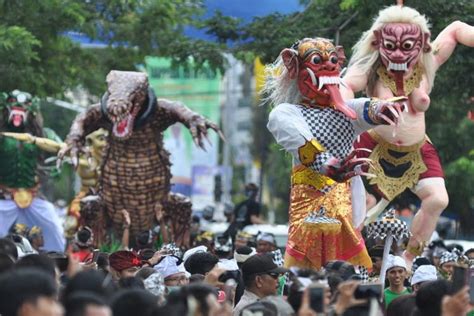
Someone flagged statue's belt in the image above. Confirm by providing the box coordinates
[367,130,428,200]
[0,185,39,208]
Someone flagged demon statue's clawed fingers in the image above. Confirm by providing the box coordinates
[369,97,407,127]
[188,116,224,150]
[321,156,373,183]
[57,141,86,169]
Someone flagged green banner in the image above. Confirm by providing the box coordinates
[145,57,221,198]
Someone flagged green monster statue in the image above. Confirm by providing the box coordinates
[0,90,65,252]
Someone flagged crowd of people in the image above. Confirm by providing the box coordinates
[1,205,474,316]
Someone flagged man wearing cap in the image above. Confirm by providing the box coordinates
[384,255,410,308]
[233,254,288,316]
[109,250,143,280]
[438,251,458,279]
[411,265,437,292]
[256,232,277,254]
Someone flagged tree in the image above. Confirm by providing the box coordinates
[0,0,227,97]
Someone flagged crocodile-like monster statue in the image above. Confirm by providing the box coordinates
[59,70,221,246]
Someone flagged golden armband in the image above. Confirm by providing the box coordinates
[298,139,325,166]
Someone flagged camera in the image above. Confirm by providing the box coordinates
[354,283,382,299]
[218,270,241,283]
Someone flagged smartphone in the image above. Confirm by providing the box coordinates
[452,266,467,293]
[309,285,325,313]
[55,257,69,273]
[469,268,474,303]
[91,249,100,263]
[354,283,382,299]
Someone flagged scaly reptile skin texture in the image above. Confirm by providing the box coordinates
[64,71,208,244]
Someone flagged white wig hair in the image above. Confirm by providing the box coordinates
[349,5,435,93]
[261,52,301,107]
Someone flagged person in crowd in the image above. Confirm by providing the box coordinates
[438,251,458,279]
[10,223,29,237]
[109,250,143,281]
[428,239,448,267]
[256,232,277,254]
[62,270,116,303]
[414,279,451,316]
[0,268,63,316]
[8,233,36,257]
[0,252,15,274]
[0,237,19,261]
[384,255,410,308]
[118,276,145,289]
[387,294,417,316]
[193,231,215,252]
[135,266,156,281]
[215,234,239,271]
[465,248,474,260]
[133,230,154,251]
[233,183,264,231]
[234,231,255,250]
[367,245,384,281]
[234,246,257,269]
[154,255,188,287]
[233,254,288,316]
[411,256,432,276]
[27,225,45,253]
[71,226,94,262]
[64,292,111,316]
[16,254,58,280]
[184,251,219,276]
[111,289,158,316]
[411,264,438,292]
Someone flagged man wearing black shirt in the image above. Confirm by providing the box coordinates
[234,183,264,229]
[225,183,265,240]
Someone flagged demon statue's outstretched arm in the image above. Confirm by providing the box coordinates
[432,21,474,70]
[156,98,223,149]
[58,105,109,166]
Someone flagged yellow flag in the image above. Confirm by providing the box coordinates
[254,57,265,100]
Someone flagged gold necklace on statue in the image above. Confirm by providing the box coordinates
[377,63,423,96]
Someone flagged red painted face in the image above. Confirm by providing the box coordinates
[375,23,424,73]
[281,38,356,119]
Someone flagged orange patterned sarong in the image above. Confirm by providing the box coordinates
[284,165,372,270]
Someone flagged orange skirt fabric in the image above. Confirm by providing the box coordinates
[285,179,372,270]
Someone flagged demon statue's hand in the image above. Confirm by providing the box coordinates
[187,114,225,150]
[369,97,407,126]
[320,149,374,182]
[57,139,91,169]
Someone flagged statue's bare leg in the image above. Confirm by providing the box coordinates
[403,178,448,266]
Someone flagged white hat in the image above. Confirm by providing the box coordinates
[154,255,181,279]
[182,245,207,264]
[385,255,407,272]
[257,232,276,245]
[411,265,437,286]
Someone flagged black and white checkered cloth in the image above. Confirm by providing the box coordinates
[298,105,355,166]
[356,265,369,283]
[304,207,342,226]
[366,209,410,240]
[439,251,458,266]
[271,249,284,267]
[161,243,183,259]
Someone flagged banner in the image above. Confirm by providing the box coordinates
[145,57,221,207]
